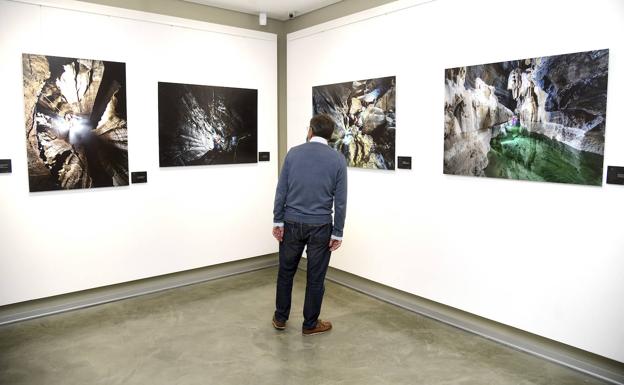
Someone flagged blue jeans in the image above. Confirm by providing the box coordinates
[274,221,332,329]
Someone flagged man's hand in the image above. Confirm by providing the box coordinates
[328,239,342,252]
[272,226,284,242]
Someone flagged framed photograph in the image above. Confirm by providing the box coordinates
[22,54,128,192]
[158,82,258,167]
[313,76,396,170]
[444,49,609,186]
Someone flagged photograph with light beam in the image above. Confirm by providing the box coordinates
[22,53,128,192]
[158,82,258,167]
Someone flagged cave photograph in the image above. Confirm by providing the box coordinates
[444,49,609,186]
[313,76,396,170]
[22,54,129,192]
[158,82,258,167]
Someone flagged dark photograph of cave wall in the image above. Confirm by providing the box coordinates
[313,76,396,170]
[158,82,258,167]
[22,54,129,192]
[444,49,609,186]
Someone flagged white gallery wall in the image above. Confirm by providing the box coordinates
[288,0,624,362]
[0,0,278,305]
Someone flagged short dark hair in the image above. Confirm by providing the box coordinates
[310,114,335,140]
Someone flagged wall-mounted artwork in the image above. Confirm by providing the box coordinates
[313,76,396,170]
[158,82,258,167]
[22,54,128,192]
[444,49,609,186]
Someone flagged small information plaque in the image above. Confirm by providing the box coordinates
[397,156,412,170]
[0,159,11,174]
[606,166,624,185]
[259,152,270,162]
[131,171,147,184]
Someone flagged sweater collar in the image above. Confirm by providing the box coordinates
[309,136,328,145]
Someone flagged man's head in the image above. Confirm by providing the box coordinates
[308,114,336,141]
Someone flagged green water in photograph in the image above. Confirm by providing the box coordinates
[484,125,603,186]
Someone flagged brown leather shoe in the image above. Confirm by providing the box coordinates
[272,317,286,330]
[302,319,332,336]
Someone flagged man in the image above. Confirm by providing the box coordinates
[271,114,348,336]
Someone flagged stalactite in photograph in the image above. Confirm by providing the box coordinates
[444,49,609,186]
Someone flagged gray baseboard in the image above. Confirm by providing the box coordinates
[0,253,278,327]
[299,259,624,385]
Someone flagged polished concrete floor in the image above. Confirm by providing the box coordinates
[0,267,609,385]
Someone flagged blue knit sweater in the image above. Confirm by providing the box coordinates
[273,138,348,238]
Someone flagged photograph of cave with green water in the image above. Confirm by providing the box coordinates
[313,76,396,170]
[22,54,128,192]
[444,49,609,186]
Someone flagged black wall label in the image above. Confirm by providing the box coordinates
[397,156,412,170]
[259,152,270,162]
[0,159,11,173]
[131,171,147,184]
[606,166,624,185]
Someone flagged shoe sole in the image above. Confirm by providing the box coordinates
[272,320,286,330]
[302,327,332,336]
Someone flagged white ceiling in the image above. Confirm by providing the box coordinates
[183,0,343,21]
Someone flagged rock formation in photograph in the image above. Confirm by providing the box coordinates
[158,82,257,167]
[444,49,608,186]
[22,54,128,192]
[313,76,396,170]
